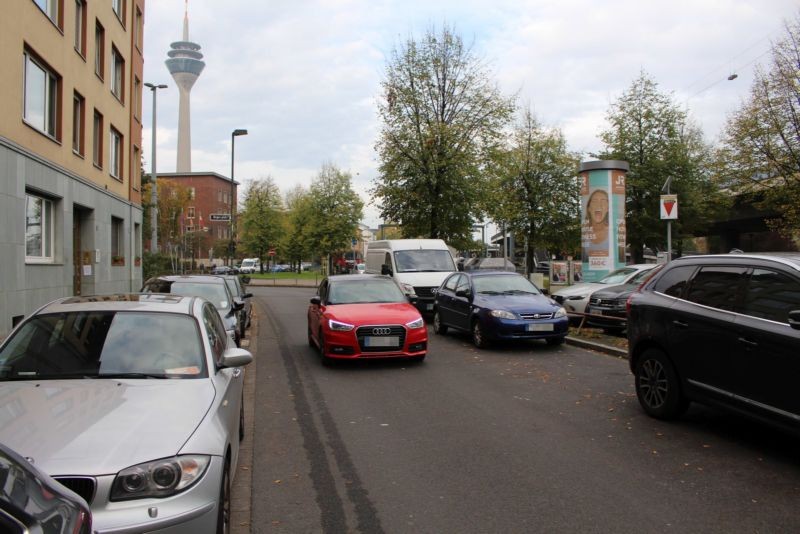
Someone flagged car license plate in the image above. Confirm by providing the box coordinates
[527,323,553,332]
[364,336,399,347]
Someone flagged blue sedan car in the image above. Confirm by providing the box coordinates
[434,271,569,348]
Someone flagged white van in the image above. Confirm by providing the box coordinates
[365,239,457,313]
[239,258,260,274]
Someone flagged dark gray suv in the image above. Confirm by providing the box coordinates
[627,253,800,435]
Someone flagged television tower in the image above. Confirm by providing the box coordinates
[165,1,205,172]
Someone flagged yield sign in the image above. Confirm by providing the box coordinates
[660,194,678,220]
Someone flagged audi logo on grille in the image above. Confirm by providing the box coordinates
[372,327,392,335]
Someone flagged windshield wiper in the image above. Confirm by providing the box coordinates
[0,373,99,380]
[503,289,537,295]
[478,290,503,295]
[97,372,169,379]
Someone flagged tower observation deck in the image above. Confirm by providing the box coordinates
[165,5,205,172]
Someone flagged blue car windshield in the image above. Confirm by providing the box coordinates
[0,312,206,380]
[473,275,541,295]
[393,250,455,273]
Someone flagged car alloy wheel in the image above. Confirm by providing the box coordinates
[433,311,448,335]
[634,348,689,419]
[472,320,488,349]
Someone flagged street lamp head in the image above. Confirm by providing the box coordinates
[144,82,168,90]
[232,129,248,137]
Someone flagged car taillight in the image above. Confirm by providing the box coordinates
[626,294,634,315]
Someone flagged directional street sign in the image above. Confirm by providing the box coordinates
[209,213,231,221]
[660,194,678,220]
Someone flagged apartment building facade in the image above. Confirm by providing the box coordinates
[0,0,145,337]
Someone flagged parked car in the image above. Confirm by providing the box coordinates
[0,293,253,533]
[142,275,245,346]
[307,275,428,364]
[210,265,237,275]
[434,271,569,348]
[552,264,656,316]
[222,274,253,338]
[461,256,517,272]
[627,253,800,435]
[0,440,93,534]
[584,265,663,333]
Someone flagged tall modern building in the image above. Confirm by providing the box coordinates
[0,0,146,337]
[165,5,205,172]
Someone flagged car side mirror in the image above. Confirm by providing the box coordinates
[381,264,393,276]
[789,310,800,330]
[457,263,464,271]
[310,296,321,306]
[455,288,471,299]
[221,347,253,368]
[232,300,244,311]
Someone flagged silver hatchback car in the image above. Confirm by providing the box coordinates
[0,294,252,533]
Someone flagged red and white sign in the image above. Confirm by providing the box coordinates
[268,249,276,256]
[660,194,678,220]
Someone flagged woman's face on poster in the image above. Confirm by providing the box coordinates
[588,191,608,225]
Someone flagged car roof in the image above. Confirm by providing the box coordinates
[148,274,227,284]
[37,293,196,315]
[672,252,800,271]
[327,274,393,282]
[463,270,520,277]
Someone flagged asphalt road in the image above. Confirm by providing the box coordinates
[248,286,800,533]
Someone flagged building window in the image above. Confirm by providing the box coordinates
[26,193,55,263]
[112,0,125,24]
[134,6,143,51]
[134,223,141,258]
[109,126,123,180]
[93,109,103,168]
[111,216,124,261]
[186,225,194,233]
[23,50,60,139]
[72,92,84,155]
[34,0,61,28]
[74,0,86,56]
[133,76,141,121]
[187,207,195,219]
[94,21,104,79]
[189,187,195,200]
[110,46,124,101]
[132,145,140,190]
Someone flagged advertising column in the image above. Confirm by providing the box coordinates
[579,160,629,283]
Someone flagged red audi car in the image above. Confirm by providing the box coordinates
[307,275,428,363]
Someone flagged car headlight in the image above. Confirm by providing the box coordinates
[490,310,517,320]
[554,307,567,318]
[399,283,416,295]
[405,317,424,329]
[110,455,210,501]
[328,319,354,331]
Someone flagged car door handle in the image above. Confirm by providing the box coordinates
[738,337,758,348]
[672,320,688,328]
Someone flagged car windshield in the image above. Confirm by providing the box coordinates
[170,282,229,310]
[597,267,641,285]
[393,250,455,273]
[224,278,240,298]
[328,279,407,304]
[473,275,541,295]
[0,312,206,380]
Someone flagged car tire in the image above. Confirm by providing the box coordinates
[239,321,246,341]
[307,325,315,348]
[433,311,448,335]
[634,348,689,420]
[472,319,489,349]
[546,336,565,346]
[318,329,333,366]
[216,458,231,534]
[238,396,245,442]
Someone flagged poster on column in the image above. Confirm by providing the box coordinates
[580,162,627,283]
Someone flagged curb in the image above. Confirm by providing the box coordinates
[565,336,628,358]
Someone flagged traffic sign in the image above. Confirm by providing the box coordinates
[209,213,231,221]
[660,195,678,220]
[268,249,276,256]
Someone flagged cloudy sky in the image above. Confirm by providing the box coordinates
[142,0,798,227]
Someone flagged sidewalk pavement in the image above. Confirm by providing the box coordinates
[565,327,628,359]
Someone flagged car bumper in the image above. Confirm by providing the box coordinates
[483,316,570,340]
[558,297,588,314]
[585,306,626,328]
[323,327,428,360]
[92,456,224,534]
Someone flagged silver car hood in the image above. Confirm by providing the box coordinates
[0,379,215,476]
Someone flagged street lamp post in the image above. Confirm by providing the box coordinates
[144,83,168,253]
[229,129,248,266]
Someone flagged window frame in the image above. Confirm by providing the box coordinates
[92,109,103,168]
[110,45,124,102]
[23,49,60,141]
[94,20,105,80]
[25,193,56,264]
[112,0,126,27]
[109,125,123,180]
[110,216,124,261]
[72,91,85,156]
[73,0,86,57]
[34,0,62,29]
[134,6,143,52]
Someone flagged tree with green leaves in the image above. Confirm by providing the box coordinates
[238,178,284,271]
[718,15,800,241]
[599,72,724,262]
[304,163,363,270]
[373,25,515,247]
[280,185,314,272]
[486,110,580,274]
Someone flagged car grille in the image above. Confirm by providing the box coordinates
[413,287,436,299]
[519,312,555,320]
[54,477,96,505]
[589,297,623,308]
[356,325,406,353]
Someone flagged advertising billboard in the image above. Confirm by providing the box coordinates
[579,161,629,283]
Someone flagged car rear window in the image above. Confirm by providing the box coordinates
[685,266,748,311]
[170,282,229,310]
[652,265,696,297]
[0,312,206,379]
